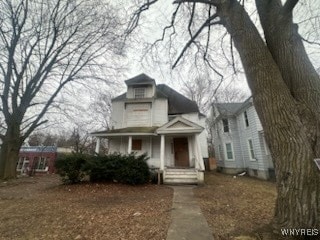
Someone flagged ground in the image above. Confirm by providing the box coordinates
[0,175,172,240]
[0,172,285,240]
[194,172,281,240]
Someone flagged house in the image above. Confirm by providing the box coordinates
[210,97,274,180]
[91,74,208,184]
[17,146,57,175]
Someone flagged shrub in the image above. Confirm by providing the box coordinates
[55,152,151,185]
[115,153,150,185]
[86,153,123,182]
[87,153,150,185]
[55,153,88,184]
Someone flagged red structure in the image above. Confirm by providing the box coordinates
[17,146,57,175]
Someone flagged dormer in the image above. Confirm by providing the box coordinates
[125,74,156,99]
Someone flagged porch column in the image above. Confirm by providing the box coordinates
[95,138,101,155]
[160,134,165,171]
[128,136,132,154]
[195,134,205,171]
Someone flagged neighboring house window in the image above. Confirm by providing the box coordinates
[262,136,270,155]
[16,157,24,170]
[134,88,145,98]
[222,119,229,132]
[132,139,142,151]
[37,157,48,170]
[244,111,249,127]
[248,139,256,160]
[225,143,234,160]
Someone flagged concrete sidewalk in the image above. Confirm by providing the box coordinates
[166,186,214,240]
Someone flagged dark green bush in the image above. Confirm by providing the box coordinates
[55,153,89,184]
[85,153,123,182]
[115,153,150,185]
[56,152,151,185]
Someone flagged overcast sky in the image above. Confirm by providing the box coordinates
[33,0,320,136]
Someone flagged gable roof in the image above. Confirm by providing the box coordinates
[214,97,253,117]
[157,116,203,134]
[112,74,200,115]
[124,73,155,86]
[215,103,243,116]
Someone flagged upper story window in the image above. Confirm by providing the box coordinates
[244,111,249,127]
[134,88,145,98]
[222,118,229,132]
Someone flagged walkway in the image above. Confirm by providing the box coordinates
[166,186,214,240]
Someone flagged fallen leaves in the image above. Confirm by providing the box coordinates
[0,175,173,240]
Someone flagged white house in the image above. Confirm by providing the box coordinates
[92,74,208,184]
[211,97,275,180]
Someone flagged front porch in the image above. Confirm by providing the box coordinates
[92,117,206,184]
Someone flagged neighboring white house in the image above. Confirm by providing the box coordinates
[91,74,208,184]
[211,97,275,180]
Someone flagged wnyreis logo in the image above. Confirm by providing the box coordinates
[281,229,319,236]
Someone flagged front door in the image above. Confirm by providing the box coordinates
[173,138,189,167]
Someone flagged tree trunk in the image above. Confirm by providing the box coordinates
[0,125,23,180]
[217,0,320,230]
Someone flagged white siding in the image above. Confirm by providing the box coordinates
[126,103,151,127]
[110,101,124,128]
[181,113,209,158]
[109,138,121,153]
[237,105,271,172]
[152,99,168,126]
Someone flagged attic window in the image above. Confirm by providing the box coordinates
[134,88,145,98]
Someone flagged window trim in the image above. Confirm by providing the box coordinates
[244,111,249,127]
[222,118,229,133]
[37,157,48,170]
[248,139,256,161]
[134,88,146,99]
[225,142,234,161]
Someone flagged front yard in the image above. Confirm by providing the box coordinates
[0,172,279,240]
[195,172,277,240]
[0,175,172,240]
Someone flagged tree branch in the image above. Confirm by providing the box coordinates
[174,0,219,5]
[125,0,159,35]
[172,13,219,68]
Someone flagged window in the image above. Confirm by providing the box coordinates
[132,139,142,151]
[248,139,256,160]
[134,88,145,98]
[36,157,48,170]
[244,111,249,127]
[16,157,24,170]
[225,143,234,160]
[222,119,229,132]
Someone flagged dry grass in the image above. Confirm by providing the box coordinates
[0,175,173,240]
[194,172,278,240]
[1,171,305,240]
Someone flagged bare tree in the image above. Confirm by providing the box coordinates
[127,0,320,232]
[0,0,123,179]
[181,75,248,113]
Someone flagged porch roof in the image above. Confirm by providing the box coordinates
[156,116,204,135]
[91,127,158,137]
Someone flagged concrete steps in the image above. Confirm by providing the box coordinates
[164,169,199,184]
